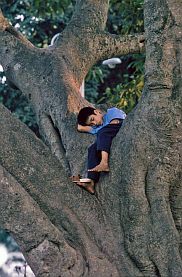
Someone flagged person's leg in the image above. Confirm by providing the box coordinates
[73,124,122,192]
[88,150,109,172]
[88,124,122,172]
[75,142,100,194]
[75,179,95,194]
[87,142,101,180]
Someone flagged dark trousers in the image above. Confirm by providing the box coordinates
[87,122,122,182]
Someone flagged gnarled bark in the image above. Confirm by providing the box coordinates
[0,0,181,276]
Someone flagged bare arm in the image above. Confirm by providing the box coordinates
[77,124,92,133]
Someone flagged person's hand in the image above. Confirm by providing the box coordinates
[77,124,92,132]
[77,124,83,131]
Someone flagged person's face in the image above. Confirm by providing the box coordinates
[86,110,103,126]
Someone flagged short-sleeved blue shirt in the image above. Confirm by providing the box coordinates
[88,107,126,135]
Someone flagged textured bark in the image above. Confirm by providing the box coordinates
[0,1,144,176]
[0,0,181,276]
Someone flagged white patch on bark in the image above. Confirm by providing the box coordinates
[14,63,21,70]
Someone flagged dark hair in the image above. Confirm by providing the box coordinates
[77,107,96,125]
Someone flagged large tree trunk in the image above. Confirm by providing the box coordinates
[0,0,181,276]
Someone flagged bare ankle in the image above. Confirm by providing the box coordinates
[100,161,109,167]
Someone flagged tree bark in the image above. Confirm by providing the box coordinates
[0,0,181,276]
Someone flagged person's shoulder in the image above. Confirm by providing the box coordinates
[106,107,127,120]
[107,107,115,112]
[107,107,121,113]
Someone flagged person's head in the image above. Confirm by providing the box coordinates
[77,107,103,126]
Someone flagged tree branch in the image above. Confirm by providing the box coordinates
[0,9,34,48]
[0,165,83,276]
[64,0,109,34]
[0,10,37,90]
[96,32,145,60]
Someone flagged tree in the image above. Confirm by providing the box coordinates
[0,0,144,128]
[0,0,181,276]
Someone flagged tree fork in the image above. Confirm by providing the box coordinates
[0,0,181,276]
[0,2,145,175]
[0,104,138,276]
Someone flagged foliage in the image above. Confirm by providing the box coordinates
[0,75,39,135]
[85,0,144,113]
[94,53,145,113]
[1,0,75,47]
[0,228,18,251]
[107,0,144,35]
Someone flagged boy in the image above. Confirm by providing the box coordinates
[73,106,126,194]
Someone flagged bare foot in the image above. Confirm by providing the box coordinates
[76,180,95,194]
[88,163,109,172]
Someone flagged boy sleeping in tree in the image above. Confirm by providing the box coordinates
[72,107,126,194]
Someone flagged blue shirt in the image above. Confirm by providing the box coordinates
[88,107,126,135]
